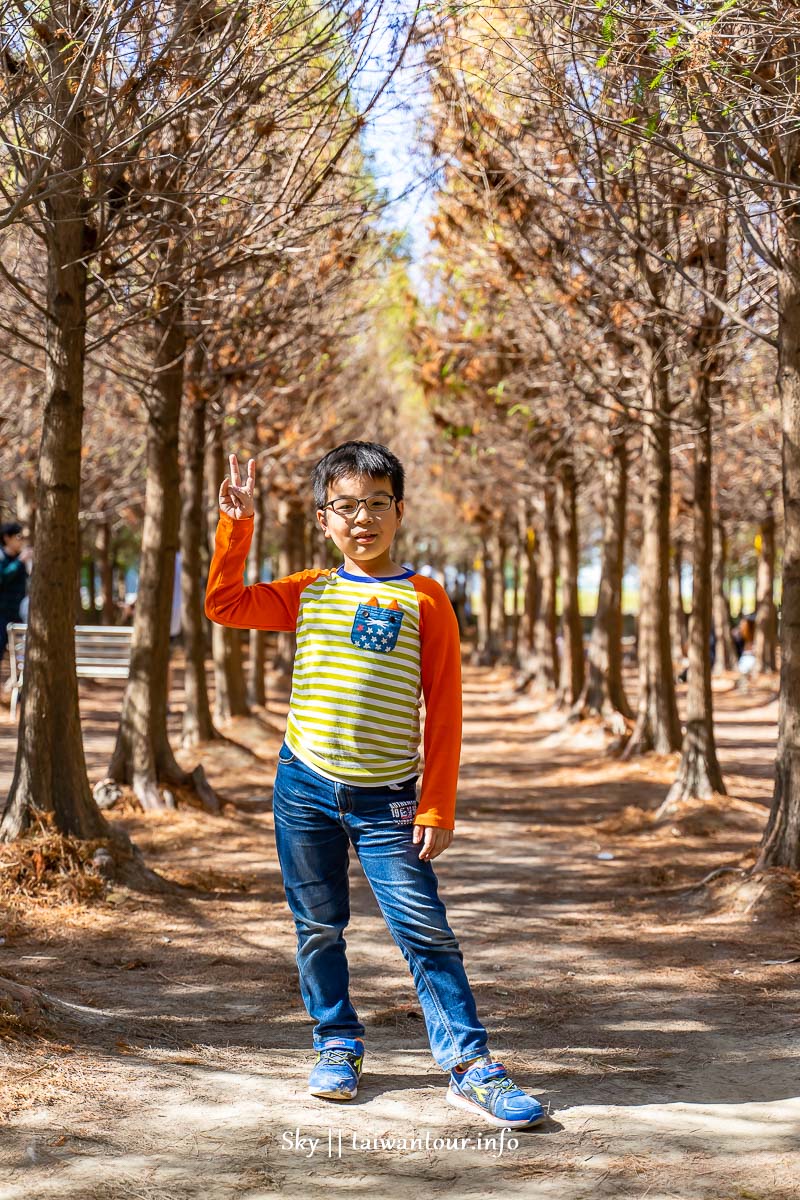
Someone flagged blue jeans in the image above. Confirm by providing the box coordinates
[271,741,490,1072]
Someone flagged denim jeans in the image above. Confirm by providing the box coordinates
[271,740,490,1072]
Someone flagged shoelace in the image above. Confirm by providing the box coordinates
[463,1065,522,1106]
[487,1076,519,1096]
[318,1048,358,1066]
[479,1076,523,1116]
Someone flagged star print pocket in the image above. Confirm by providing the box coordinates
[351,597,404,653]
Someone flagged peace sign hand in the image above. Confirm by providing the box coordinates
[219,454,256,520]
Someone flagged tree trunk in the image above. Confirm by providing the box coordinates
[212,620,249,720]
[757,214,800,870]
[579,421,632,724]
[533,483,559,691]
[511,517,523,664]
[97,519,116,625]
[116,557,126,605]
[555,455,584,708]
[753,505,778,673]
[0,25,107,842]
[734,575,745,620]
[663,323,726,810]
[624,335,681,756]
[671,537,688,664]
[248,469,267,707]
[179,350,219,747]
[85,549,97,621]
[108,153,218,812]
[15,474,36,542]
[712,512,738,671]
[274,496,306,679]
[497,529,509,661]
[308,507,326,568]
[524,514,539,655]
[75,558,84,623]
[206,425,250,719]
[474,530,499,665]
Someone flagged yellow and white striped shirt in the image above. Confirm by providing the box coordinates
[205,513,463,829]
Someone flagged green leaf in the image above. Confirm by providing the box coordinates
[444,422,475,440]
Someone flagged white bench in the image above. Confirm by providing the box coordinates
[6,623,133,719]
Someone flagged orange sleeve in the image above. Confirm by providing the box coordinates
[412,576,462,830]
[204,512,326,631]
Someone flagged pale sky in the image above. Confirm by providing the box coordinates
[353,5,439,283]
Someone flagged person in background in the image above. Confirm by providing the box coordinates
[731,617,745,660]
[0,520,30,640]
[736,616,756,689]
[0,521,31,690]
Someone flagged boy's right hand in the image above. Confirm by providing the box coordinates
[220,454,256,520]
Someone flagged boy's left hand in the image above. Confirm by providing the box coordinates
[413,824,453,861]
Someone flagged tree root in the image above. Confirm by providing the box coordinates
[101,822,194,895]
[678,865,749,894]
[128,762,220,815]
[620,714,654,760]
[0,974,120,1037]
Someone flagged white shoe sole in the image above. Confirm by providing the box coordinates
[446,1086,544,1128]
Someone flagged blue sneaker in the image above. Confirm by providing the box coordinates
[308,1037,364,1100]
[447,1057,545,1128]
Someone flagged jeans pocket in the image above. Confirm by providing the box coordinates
[277,743,296,766]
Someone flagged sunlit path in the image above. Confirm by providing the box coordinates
[1,664,795,1199]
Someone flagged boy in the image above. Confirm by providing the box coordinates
[205,441,544,1129]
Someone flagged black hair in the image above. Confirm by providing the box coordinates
[311,441,405,511]
[0,521,22,544]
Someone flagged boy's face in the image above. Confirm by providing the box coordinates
[2,532,22,556]
[316,473,404,569]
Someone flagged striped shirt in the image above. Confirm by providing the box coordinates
[204,512,462,829]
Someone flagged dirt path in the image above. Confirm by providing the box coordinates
[1,664,798,1199]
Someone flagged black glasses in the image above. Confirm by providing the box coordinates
[323,493,397,517]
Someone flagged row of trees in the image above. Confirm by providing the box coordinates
[0,1,797,876]
[0,0,419,837]
[408,2,794,864]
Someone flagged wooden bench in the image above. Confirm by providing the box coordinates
[6,623,134,719]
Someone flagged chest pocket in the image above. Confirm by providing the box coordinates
[351,599,404,653]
